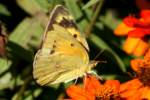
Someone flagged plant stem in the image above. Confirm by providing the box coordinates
[85,0,104,36]
[13,76,32,100]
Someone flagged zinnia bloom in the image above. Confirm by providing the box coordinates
[65,75,121,100]
[114,10,150,56]
[120,49,150,100]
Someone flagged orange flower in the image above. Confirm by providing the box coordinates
[116,11,150,38]
[123,16,150,38]
[114,22,133,36]
[114,10,150,56]
[120,49,150,100]
[66,75,121,100]
[123,37,149,56]
[140,10,150,24]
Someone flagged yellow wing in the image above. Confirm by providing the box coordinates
[33,5,97,86]
[33,24,90,85]
[43,5,89,51]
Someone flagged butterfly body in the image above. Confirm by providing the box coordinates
[33,5,97,86]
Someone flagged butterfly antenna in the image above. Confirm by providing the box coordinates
[93,49,104,60]
[93,49,107,64]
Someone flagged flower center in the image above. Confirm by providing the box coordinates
[137,58,150,86]
[95,86,120,100]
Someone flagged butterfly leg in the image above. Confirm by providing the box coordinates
[88,70,103,81]
[74,78,78,85]
[83,74,87,89]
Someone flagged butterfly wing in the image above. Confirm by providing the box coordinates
[33,52,88,85]
[33,24,89,85]
[43,5,89,51]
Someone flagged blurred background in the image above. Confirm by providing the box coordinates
[0,0,143,100]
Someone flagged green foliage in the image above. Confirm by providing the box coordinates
[0,0,136,100]
[0,4,11,16]
[82,0,99,10]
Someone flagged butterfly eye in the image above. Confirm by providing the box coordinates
[73,34,77,38]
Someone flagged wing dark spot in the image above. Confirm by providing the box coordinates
[59,18,77,28]
[53,45,56,48]
[54,40,56,43]
[70,43,74,47]
[73,34,77,38]
[50,49,55,54]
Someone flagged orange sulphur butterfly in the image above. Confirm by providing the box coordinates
[33,5,97,86]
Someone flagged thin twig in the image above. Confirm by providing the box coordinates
[13,76,32,100]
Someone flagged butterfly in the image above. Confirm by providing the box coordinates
[33,5,98,86]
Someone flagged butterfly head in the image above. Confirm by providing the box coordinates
[88,61,98,71]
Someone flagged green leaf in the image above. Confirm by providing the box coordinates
[0,4,11,16]
[64,0,82,20]
[0,58,11,74]
[23,89,42,100]
[99,10,122,30]
[78,19,89,33]
[48,0,64,6]
[0,72,13,90]
[16,0,51,15]
[36,0,52,12]
[82,0,99,10]
[8,18,44,62]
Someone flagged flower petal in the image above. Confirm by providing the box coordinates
[141,87,150,99]
[123,16,145,27]
[128,28,150,38]
[120,79,142,93]
[66,85,95,100]
[128,29,145,38]
[130,59,143,72]
[120,79,143,100]
[84,75,101,95]
[123,37,140,54]
[114,22,133,36]
[133,38,149,56]
[105,80,120,94]
[121,88,141,100]
[140,10,150,24]
[144,48,150,59]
